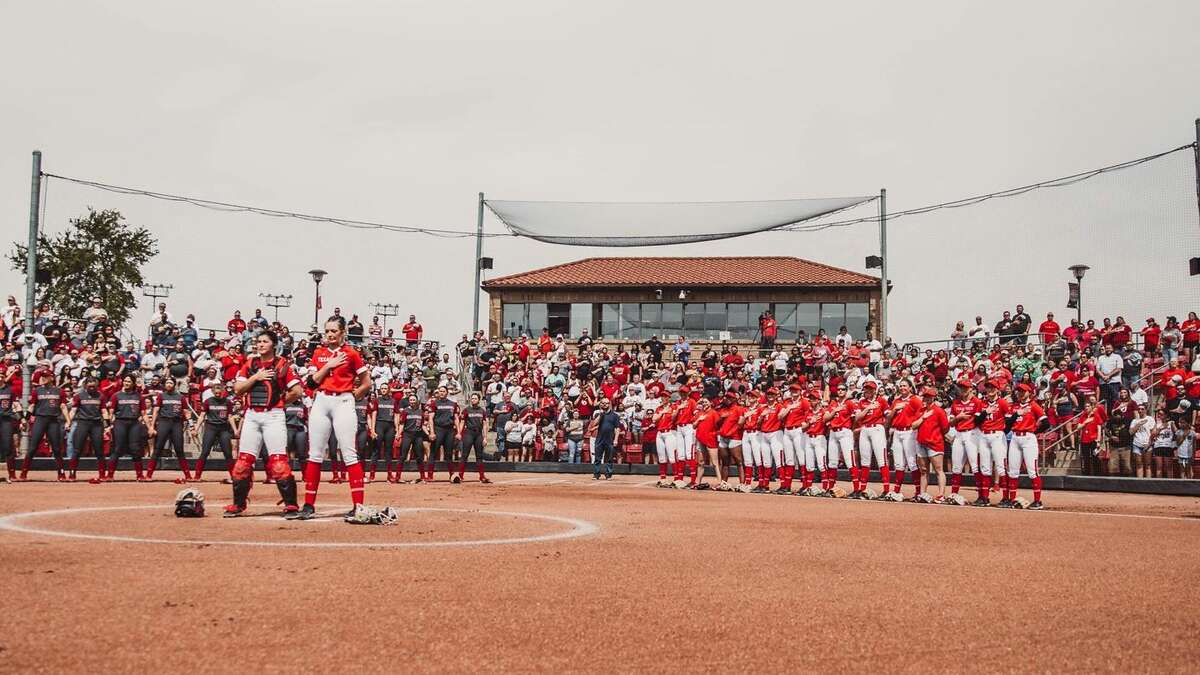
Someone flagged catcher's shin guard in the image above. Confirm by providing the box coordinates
[275,476,299,509]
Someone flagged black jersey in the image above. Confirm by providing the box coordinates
[156,391,185,420]
[108,390,145,420]
[462,405,487,433]
[73,389,104,421]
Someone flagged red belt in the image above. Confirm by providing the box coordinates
[785,425,801,430]
[247,406,282,413]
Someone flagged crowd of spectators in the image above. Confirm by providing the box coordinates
[2,292,1198,482]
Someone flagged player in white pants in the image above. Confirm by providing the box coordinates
[886,380,922,498]
[803,406,828,494]
[1004,384,1047,510]
[977,382,1012,505]
[287,316,371,521]
[854,381,888,496]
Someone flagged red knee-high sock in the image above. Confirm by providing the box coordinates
[458,461,466,479]
[892,470,905,496]
[781,465,793,489]
[193,459,205,480]
[742,465,752,484]
[1032,476,1043,502]
[950,472,962,494]
[347,462,365,507]
[658,461,668,479]
[673,461,684,481]
[133,460,144,479]
[1005,476,1015,501]
[687,458,698,483]
[303,460,322,506]
[146,459,157,478]
[386,459,395,479]
[980,473,991,499]
[178,458,192,479]
[69,457,80,473]
[879,465,891,492]
[415,462,424,480]
[368,462,376,481]
[476,461,486,479]
[6,456,16,478]
[974,471,984,498]
[19,456,31,478]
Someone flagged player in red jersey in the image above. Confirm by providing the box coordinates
[226,331,303,516]
[652,397,678,487]
[1003,383,1048,509]
[803,393,829,494]
[913,386,950,502]
[781,385,812,494]
[824,384,856,496]
[948,380,986,504]
[716,393,745,490]
[742,396,768,492]
[691,397,721,489]
[674,388,700,486]
[853,381,889,497]
[977,382,1011,505]
[758,388,787,493]
[885,380,923,500]
[287,316,372,521]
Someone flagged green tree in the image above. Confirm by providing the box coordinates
[8,208,158,327]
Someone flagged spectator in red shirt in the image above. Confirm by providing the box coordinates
[1142,318,1161,354]
[760,311,778,351]
[537,329,553,354]
[1038,312,1061,346]
[402,315,423,347]
[1109,316,1132,352]
[227,311,246,336]
[1182,311,1200,363]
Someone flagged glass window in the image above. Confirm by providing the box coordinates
[727,303,749,332]
[502,303,526,339]
[684,303,705,331]
[773,303,797,342]
[734,303,769,340]
[846,302,870,341]
[526,303,548,337]
[640,303,662,338]
[660,303,682,337]
[570,303,593,338]
[704,303,726,333]
[796,303,819,341]
[600,304,620,339]
[619,303,640,339]
[547,303,570,338]
[820,303,845,337]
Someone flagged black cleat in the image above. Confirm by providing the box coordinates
[997,499,1013,509]
[285,504,316,521]
[971,497,990,507]
[1028,500,1044,510]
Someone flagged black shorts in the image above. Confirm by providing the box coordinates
[1153,447,1174,458]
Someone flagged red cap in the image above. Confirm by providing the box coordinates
[921,386,938,397]
[766,387,779,395]
[1017,383,1033,394]
[957,379,973,389]
[862,381,877,390]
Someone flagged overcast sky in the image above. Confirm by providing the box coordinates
[2,0,1198,346]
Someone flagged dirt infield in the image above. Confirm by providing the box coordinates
[1,473,1199,674]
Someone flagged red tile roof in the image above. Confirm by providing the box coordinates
[482,256,878,289]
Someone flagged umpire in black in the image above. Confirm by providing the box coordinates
[592,397,624,480]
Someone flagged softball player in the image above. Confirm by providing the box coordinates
[977,383,1011,505]
[948,381,984,503]
[288,316,372,521]
[825,385,855,496]
[804,395,829,494]
[781,386,811,493]
[715,393,745,488]
[853,381,888,497]
[886,380,923,499]
[1003,383,1047,510]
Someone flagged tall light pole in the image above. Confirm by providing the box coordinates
[259,292,293,323]
[22,151,42,412]
[141,283,173,309]
[370,302,399,332]
[308,269,326,327]
[1069,264,1090,324]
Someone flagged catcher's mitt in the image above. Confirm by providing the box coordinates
[344,505,399,525]
[828,486,847,499]
[861,488,879,500]
[174,488,206,518]
[1011,497,1031,510]
[945,493,968,506]
[883,491,905,502]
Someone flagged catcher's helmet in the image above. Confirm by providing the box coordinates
[174,488,206,518]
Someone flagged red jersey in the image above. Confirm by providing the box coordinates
[888,394,924,430]
[311,344,367,395]
[675,398,697,426]
[1010,400,1046,434]
[826,399,854,430]
[949,397,984,432]
[855,396,886,427]
[758,402,783,433]
[804,404,827,436]
[236,355,299,410]
[915,404,950,451]
[979,397,1011,433]
[402,322,423,341]
[693,409,720,448]
[783,399,812,429]
[654,404,677,432]
[718,404,745,438]
[742,406,761,432]
[1078,406,1107,444]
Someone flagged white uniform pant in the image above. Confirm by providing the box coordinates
[240,409,287,457]
[805,434,827,472]
[979,431,1007,475]
[1007,432,1039,478]
[858,425,886,468]
[950,428,981,474]
[828,428,854,468]
[308,392,359,464]
[746,431,769,467]
[655,431,680,463]
[763,430,784,468]
[890,429,917,472]
[677,424,695,461]
[783,428,804,466]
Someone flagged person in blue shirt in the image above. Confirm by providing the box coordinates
[592,397,625,480]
